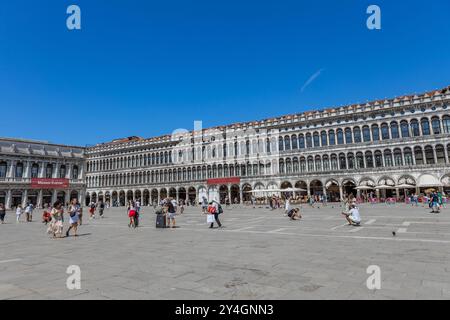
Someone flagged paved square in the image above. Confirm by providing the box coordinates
[1,203,450,300]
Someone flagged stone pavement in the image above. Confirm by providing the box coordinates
[1,203,450,300]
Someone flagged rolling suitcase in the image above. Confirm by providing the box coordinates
[156,214,166,228]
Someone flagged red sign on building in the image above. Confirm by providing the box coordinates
[206,177,241,185]
[31,178,70,189]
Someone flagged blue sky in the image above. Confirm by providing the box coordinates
[1,0,449,146]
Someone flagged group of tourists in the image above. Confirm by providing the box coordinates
[43,198,83,238]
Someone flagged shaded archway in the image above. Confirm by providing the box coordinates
[57,191,66,204]
[188,187,196,205]
[0,191,6,206]
[219,185,229,204]
[310,180,324,196]
[325,180,340,202]
[178,187,187,202]
[230,185,240,204]
[143,189,150,206]
[151,189,159,205]
[342,179,357,198]
[70,190,79,203]
[126,190,133,202]
[134,190,142,202]
[242,184,252,203]
[91,192,98,204]
[160,188,168,200]
[119,191,126,206]
[27,190,39,206]
[85,192,91,206]
[169,187,177,199]
[111,191,118,206]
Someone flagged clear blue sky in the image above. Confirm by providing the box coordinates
[1,0,449,146]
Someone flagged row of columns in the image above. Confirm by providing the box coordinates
[1,189,85,209]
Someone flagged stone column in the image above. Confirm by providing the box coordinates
[24,161,31,179]
[52,190,58,204]
[239,186,243,204]
[64,191,70,205]
[37,190,43,209]
[21,189,28,207]
[228,185,232,204]
[444,146,449,164]
[157,189,161,204]
[78,189,85,206]
[5,190,12,209]
[322,185,327,201]
[39,162,46,178]
[67,165,72,180]
[7,160,15,179]
[54,163,60,179]
[307,182,311,197]
[339,185,344,201]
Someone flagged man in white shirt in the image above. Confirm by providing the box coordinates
[342,204,361,226]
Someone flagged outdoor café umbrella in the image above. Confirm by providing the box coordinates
[355,186,374,190]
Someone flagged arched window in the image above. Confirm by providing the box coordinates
[381,123,390,140]
[356,152,364,168]
[347,153,355,169]
[307,157,314,171]
[266,139,271,153]
[384,150,393,167]
[315,156,322,171]
[328,130,336,145]
[394,149,403,166]
[436,145,445,164]
[410,120,420,137]
[313,132,320,147]
[390,122,399,139]
[337,129,344,145]
[374,151,383,167]
[363,126,371,142]
[59,165,66,178]
[321,131,328,146]
[425,146,435,164]
[443,116,450,133]
[421,118,431,136]
[299,135,305,149]
[278,137,284,152]
[15,162,24,178]
[345,128,353,144]
[353,127,362,143]
[414,147,424,165]
[400,121,410,138]
[365,151,374,168]
[330,154,338,170]
[323,155,329,171]
[284,136,290,151]
[306,133,312,148]
[404,148,413,166]
[72,166,79,180]
[0,161,7,178]
[371,125,380,141]
[431,117,441,135]
[45,164,53,178]
[291,135,298,149]
[339,154,346,169]
[31,163,39,178]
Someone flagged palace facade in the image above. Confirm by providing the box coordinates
[0,138,86,209]
[84,86,450,206]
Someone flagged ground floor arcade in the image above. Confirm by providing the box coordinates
[0,188,85,209]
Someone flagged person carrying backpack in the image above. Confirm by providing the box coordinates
[209,200,223,229]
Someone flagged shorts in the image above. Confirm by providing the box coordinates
[167,211,176,219]
[0,213,5,221]
[128,210,136,217]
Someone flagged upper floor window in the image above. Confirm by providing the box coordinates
[45,164,53,178]
[345,128,353,144]
[431,117,441,135]
[353,127,362,143]
[443,116,450,133]
[15,162,24,178]
[72,166,79,180]
[328,131,336,145]
[306,134,313,148]
[337,129,344,145]
[0,162,7,178]
[59,165,66,178]
[313,133,320,147]
[371,125,380,141]
[381,124,390,140]
[391,122,400,139]
[363,126,371,142]
[321,131,328,146]
[299,135,305,149]
[421,118,431,136]
[31,163,39,178]
[410,120,420,137]
[291,135,298,149]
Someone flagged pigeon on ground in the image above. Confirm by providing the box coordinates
[392,231,396,237]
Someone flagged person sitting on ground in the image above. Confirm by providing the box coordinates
[342,204,361,226]
[287,208,302,220]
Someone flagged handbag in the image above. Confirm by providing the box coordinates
[207,214,215,223]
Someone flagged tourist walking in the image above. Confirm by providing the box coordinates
[0,203,6,224]
[98,200,105,218]
[15,205,23,223]
[208,200,223,228]
[66,198,81,237]
[127,200,137,228]
[166,198,177,228]
[201,196,208,214]
[47,201,64,238]
[89,201,96,219]
[25,203,34,222]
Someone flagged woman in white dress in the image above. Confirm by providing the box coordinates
[15,205,23,223]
